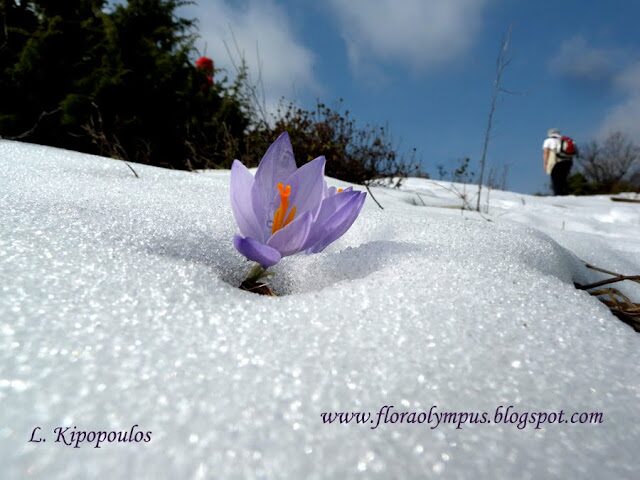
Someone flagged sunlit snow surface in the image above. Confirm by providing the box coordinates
[1,141,639,479]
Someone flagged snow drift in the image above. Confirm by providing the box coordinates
[1,141,639,479]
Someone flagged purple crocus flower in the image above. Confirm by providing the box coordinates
[230,132,366,268]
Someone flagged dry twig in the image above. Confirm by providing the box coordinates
[365,183,384,210]
[575,263,640,332]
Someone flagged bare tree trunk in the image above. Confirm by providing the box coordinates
[476,26,512,212]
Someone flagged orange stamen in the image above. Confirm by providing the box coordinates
[284,206,296,227]
[272,183,295,234]
[337,188,344,193]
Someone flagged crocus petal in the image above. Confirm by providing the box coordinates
[267,211,313,257]
[230,160,263,241]
[252,132,297,235]
[325,185,352,197]
[277,156,326,219]
[305,191,366,253]
[313,189,359,227]
[234,234,281,268]
[325,185,337,197]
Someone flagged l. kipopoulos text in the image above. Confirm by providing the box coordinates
[28,424,152,448]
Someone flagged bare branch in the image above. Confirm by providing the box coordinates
[364,183,384,209]
[222,26,270,126]
[476,25,513,212]
[80,102,139,178]
[2,108,62,140]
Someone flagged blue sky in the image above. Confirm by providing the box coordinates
[185,0,640,193]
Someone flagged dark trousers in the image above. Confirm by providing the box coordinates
[551,159,572,196]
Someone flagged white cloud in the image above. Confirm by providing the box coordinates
[614,61,640,93]
[326,0,489,73]
[599,94,640,139]
[549,35,615,81]
[551,36,640,140]
[184,0,318,111]
[599,61,640,139]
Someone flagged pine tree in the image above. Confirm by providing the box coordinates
[1,1,106,147]
[0,0,250,169]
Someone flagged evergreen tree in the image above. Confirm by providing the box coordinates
[1,0,106,147]
[0,0,249,169]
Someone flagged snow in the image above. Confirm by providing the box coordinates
[1,141,639,479]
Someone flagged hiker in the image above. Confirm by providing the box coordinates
[543,128,576,196]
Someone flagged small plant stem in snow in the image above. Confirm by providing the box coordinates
[365,183,384,209]
[239,263,275,296]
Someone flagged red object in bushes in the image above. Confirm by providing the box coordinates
[195,56,215,87]
[195,56,214,73]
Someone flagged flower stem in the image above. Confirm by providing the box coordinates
[246,263,267,282]
[239,263,275,296]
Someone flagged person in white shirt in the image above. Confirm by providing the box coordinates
[542,128,573,195]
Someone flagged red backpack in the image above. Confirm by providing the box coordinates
[559,136,577,157]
